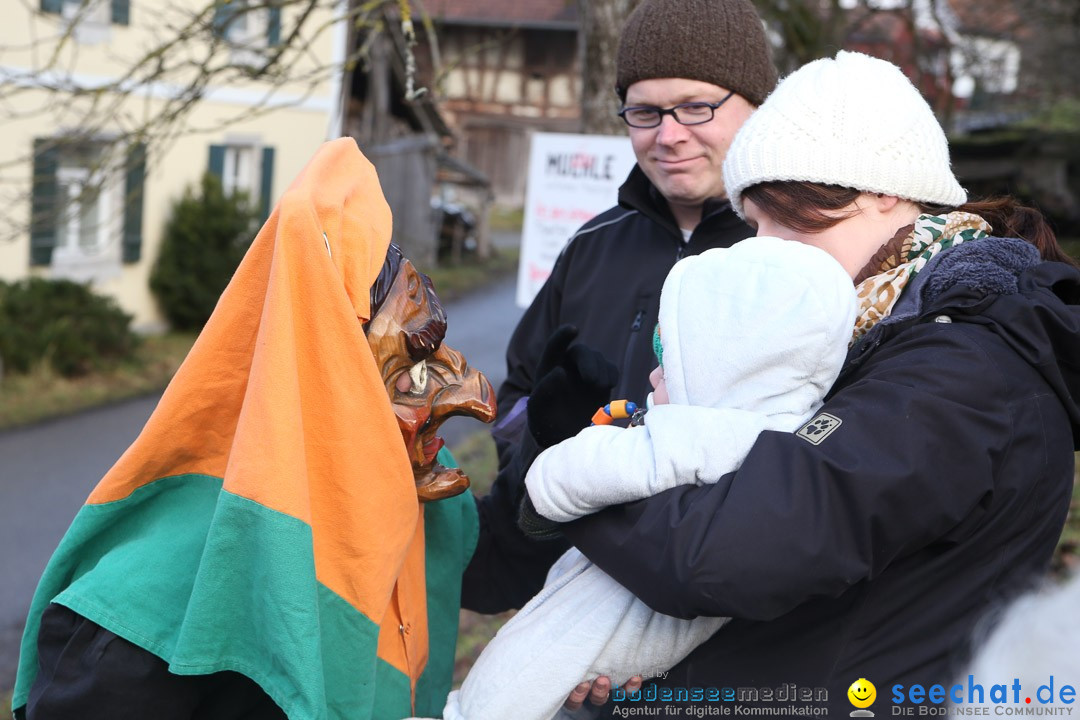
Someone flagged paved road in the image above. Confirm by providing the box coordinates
[439,274,525,447]
[0,272,524,691]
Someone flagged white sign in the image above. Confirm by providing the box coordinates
[516,132,638,308]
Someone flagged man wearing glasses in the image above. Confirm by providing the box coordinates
[462,0,777,702]
[489,0,777,448]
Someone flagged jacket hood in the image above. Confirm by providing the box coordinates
[911,237,1080,448]
[657,237,857,426]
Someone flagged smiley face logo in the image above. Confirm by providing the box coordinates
[848,678,877,709]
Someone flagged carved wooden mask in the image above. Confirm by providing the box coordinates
[365,256,496,502]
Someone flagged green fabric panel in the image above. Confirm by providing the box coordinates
[371,659,413,719]
[13,475,381,720]
[14,474,223,710]
[432,446,479,563]
[414,447,480,716]
[318,583,381,720]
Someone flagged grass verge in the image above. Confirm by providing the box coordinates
[420,247,519,304]
[488,205,524,233]
[0,332,196,431]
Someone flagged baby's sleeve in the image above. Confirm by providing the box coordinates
[525,406,769,523]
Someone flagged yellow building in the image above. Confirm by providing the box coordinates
[0,0,347,330]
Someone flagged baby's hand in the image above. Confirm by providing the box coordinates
[564,675,643,711]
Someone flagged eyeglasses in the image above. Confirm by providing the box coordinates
[618,91,736,129]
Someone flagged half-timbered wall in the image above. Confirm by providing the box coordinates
[437,24,581,205]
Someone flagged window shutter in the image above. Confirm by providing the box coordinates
[208,144,226,179]
[122,143,146,263]
[110,0,129,25]
[211,1,235,38]
[40,0,62,15]
[267,5,280,46]
[30,139,59,267]
[260,146,275,221]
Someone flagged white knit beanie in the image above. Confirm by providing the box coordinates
[723,51,967,219]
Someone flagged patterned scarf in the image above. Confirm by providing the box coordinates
[851,211,992,342]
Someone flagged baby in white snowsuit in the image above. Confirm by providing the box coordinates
[442,236,857,720]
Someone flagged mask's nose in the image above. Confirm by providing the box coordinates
[412,342,497,503]
[428,344,496,426]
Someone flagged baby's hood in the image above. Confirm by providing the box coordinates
[657,237,857,425]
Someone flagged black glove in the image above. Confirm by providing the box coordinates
[526,325,619,449]
[518,490,564,540]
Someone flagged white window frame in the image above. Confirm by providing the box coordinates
[51,146,124,282]
[221,138,264,203]
[224,0,271,67]
[60,0,112,45]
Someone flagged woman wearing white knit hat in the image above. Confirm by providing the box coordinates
[537,50,1080,717]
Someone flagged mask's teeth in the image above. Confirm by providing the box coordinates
[408,360,428,394]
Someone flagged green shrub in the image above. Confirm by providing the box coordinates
[151,173,259,330]
[0,277,137,377]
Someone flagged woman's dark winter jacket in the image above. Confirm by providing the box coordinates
[563,237,1080,716]
[461,166,753,614]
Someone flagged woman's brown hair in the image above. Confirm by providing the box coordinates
[741,181,1080,269]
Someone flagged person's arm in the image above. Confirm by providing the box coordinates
[564,323,1009,621]
[525,406,769,522]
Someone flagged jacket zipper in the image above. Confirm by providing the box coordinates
[615,308,647,401]
[676,226,690,260]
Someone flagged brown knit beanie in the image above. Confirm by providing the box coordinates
[616,0,778,107]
